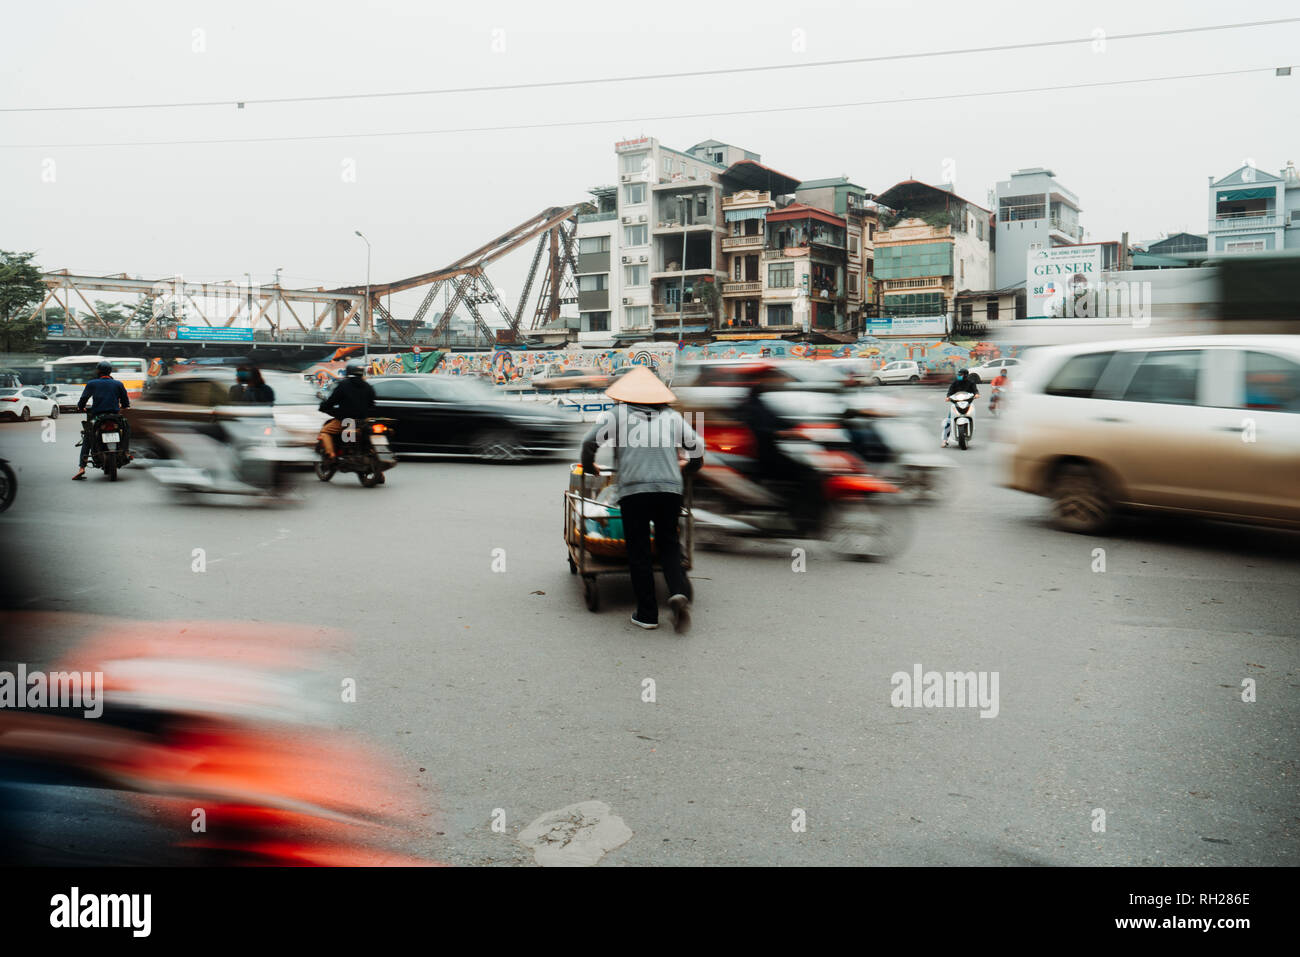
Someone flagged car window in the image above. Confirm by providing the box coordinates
[372,378,429,401]
[1239,350,1300,412]
[1120,350,1202,406]
[23,389,43,398]
[1044,352,1115,398]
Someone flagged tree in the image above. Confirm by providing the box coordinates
[695,277,721,324]
[0,251,49,352]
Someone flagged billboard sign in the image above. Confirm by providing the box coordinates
[865,315,949,335]
[1027,245,1104,316]
[176,326,255,342]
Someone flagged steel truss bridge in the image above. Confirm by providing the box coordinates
[27,203,590,350]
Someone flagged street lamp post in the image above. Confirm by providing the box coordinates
[274,266,283,339]
[243,271,253,340]
[677,195,688,345]
[355,231,371,363]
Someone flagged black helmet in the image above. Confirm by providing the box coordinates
[957,368,969,377]
[96,360,113,376]
[345,358,366,377]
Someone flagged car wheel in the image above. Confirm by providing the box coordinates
[475,430,524,462]
[19,407,30,422]
[908,375,918,384]
[870,377,882,387]
[49,406,59,419]
[1050,462,1113,534]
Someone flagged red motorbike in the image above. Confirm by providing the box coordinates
[692,391,912,560]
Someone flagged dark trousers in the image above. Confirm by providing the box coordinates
[620,492,688,623]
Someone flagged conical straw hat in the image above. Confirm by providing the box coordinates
[605,365,676,404]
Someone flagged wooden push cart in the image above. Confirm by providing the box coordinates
[563,466,694,612]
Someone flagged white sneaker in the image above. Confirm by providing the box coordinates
[630,616,659,630]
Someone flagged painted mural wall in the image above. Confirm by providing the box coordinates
[297,338,1021,385]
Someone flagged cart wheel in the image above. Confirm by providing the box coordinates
[582,576,599,612]
[568,556,577,575]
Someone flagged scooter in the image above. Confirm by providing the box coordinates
[692,402,911,560]
[315,417,397,488]
[148,413,312,503]
[988,384,1007,417]
[80,412,133,480]
[847,413,953,503]
[943,392,977,450]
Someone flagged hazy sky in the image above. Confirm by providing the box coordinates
[2,0,1297,321]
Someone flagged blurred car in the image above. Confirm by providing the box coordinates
[0,387,58,421]
[866,360,922,385]
[130,368,328,456]
[370,374,578,461]
[50,384,85,412]
[967,357,1023,384]
[1002,335,1300,532]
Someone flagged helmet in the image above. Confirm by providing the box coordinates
[345,358,366,377]
[96,360,113,376]
[957,368,969,377]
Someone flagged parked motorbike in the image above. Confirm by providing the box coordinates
[0,458,14,512]
[315,417,397,487]
[147,411,312,503]
[944,392,977,449]
[80,412,133,480]
[692,393,911,560]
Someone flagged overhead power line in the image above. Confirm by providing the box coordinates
[0,64,1287,150]
[0,18,1296,114]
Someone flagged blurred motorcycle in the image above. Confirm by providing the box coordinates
[0,618,436,866]
[146,410,311,503]
[693,392,911,560]
[0,458,14,512]
[944,392,978,449]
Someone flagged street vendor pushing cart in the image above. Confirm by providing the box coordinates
[580,366,702,633]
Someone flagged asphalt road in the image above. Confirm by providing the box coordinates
[1,394,1297,866]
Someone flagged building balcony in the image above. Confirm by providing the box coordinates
[578,211,618,224]
[1210,212,1280,232]
[722,191,771,208]
[653,219,718,232]
[1048,217,1083,241]
[652,302,712,318]
[722,234,765,250]
[721,281,762,296]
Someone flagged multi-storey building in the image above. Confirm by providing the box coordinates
[575,186,620,344]
[993,167,1084,290]
[873,180,993,320]
[795,177,876,330]
[1207,161,1300,253]
[718,160,800,331]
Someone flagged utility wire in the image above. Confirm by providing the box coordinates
[1,18,1295,114]
[0,64,1287,150]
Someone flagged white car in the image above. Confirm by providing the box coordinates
[967,357,1023,384]
[0,387,58,421]
[868,361,922,386]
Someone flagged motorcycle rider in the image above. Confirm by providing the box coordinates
[317,358,376,459]
[942,368,980,447]
[229,365,275,404]
[739,373,821,534]
[72,361,130,480]
[580,366,701,633]
[989,368,1010,414]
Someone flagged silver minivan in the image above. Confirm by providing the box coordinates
[1000,335,1300,532]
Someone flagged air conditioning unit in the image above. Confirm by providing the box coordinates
[622,297,631,306]
[620,174,633,183]
[621,255,631,264]
[621,216,632,225]
[637,214,647,223]
[638,254,648,263]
